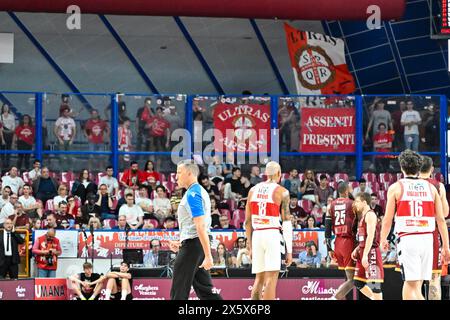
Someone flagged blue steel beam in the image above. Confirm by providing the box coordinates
[173,16,225,95]
[99,15,159,94]
[8,12,92,110]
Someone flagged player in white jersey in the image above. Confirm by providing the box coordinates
[381,150,450,300]
[245,161,292,300]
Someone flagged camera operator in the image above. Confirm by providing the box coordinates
[69,262,105,300]
[32,227,62,277]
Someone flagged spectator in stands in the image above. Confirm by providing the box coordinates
[44,212,62,230]
[142,160,161,185]
[305,215,319,230]
[352,178,372,198]
[199,174,220,201]
[72,169,98,204]
[53,184,68,208]
[169,185,183,214]
[80,193,101,226]
[0,103,16,169]
[55,201,73,230]
[69,262,105,300]
[96,184,115,220]
[222,154,235,179]
[223,167,244,201]
[233,237,251,268]
[12,202,30,230]
[278,100,298,152]
[365,98,393,145]
[13,114,35,171]
[207,155,224,184]
[32,167,59,205]
[32,227,62,278]
[118,117,132,167]
[289,194,308,226]
[373,122,393,173]
[213,243,232,268]
[370,193,384,219]
[392,100,406,151]
[153,185,172,224]
[0,193,17,227]
[297,241,322,268]
[84,109,109,169]
[118,192,144,229]
[162,216,177,230]
[88,217,102,230]
[19,184,41,219]
[215,214,236,230]
[104,93,127,123]
[249,166,262,185]
[99,166,119,199]
[143,239,162,267]
[54,106,76,171]
[31,218,41,231]
[401,100,421,151]
[282,169,301,196]
[146,106,170,151]
[104,261,132,300]
[300,170,317,202]
[0,186,10,211]
[0,218,25,279]
[66,195,78,218]
[314,174,334,208]
[135,186,153,218]
[164,104,183,148]
[28,160,41,181]
[240,176,252,202]
[2,166,25,195]
[120,161,144,191]
[421,103,439,151]
[210,197,221,229]
[136,98,154,155]
[112,215,129,231]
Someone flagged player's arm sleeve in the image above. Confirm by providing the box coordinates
[187,189,205,218]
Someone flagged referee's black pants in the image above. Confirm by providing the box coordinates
[170,237,223,300]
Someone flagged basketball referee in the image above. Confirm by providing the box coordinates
[169,160,223,300]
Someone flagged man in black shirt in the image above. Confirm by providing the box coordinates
[223,167,244,200]
[105,261,133,300]
[198,174,220,201]
[69,262,105,300]
[80,193,101,225]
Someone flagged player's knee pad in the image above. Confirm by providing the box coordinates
[367,282,382,293]
[354,280,365,290]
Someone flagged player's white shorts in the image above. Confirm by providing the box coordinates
[252,229,282,274]
[397,233,433,281]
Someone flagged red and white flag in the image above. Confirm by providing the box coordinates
[284,23,356,95]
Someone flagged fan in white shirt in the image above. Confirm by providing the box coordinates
[0,195,18,224]
[28,160,42,181]
[2,167,25,195]
[135,186,154,214]
[18,185,40,216]
[118,193,144,229]
[99,167,119,197]
[53,184,69,207]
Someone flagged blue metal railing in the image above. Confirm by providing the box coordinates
[0,91,446,182]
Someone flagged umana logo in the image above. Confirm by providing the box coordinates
[301,281,336,295]
[35,285,65,298]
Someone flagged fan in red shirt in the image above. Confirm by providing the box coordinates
[146,107,170,151]
[373,122,393,172]
[325,181,357,300]
[13,114,35,171]
[142,160,161,184]
[84,109,109,146]
[120,161,145,190]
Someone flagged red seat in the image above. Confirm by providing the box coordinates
[378,190,388,201]
[349,181,359,190]
[378,199,386,211]
[260,174,268,181]
[22,172,30,184]
[378,173,394,184]
[144,218,160,229]
[61,171,74,183]
[118,172,125,182]
[367,182,380,193]
[232,209,245,229]
[329,181,337,189]
[160,173,167,183]
[103,219,117,229]
[298,200,313,213]
[396,173,403,181]
[333,173,349,182]
[281,173,290,181]
[298,173,304,182]
[226,199,237,212]
[380,182,391,191]
[169,173,177,184]
[45,200,55,211]
[362,172,377,183]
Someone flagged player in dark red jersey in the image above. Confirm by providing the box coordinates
[351,192,383,300]
[325,181,356,300]
[419,156,449,300]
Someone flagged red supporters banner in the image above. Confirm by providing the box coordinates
[293,230,319,254]
[34,278,68,300]
[284,23,355,95]
[299,107,355,152]
[213,103,270,153]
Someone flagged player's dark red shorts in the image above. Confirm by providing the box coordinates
[354,247,384,283]
[433,229,442,273]
[334,237,356,270]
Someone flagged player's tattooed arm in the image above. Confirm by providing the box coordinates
[281,189,290,221]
